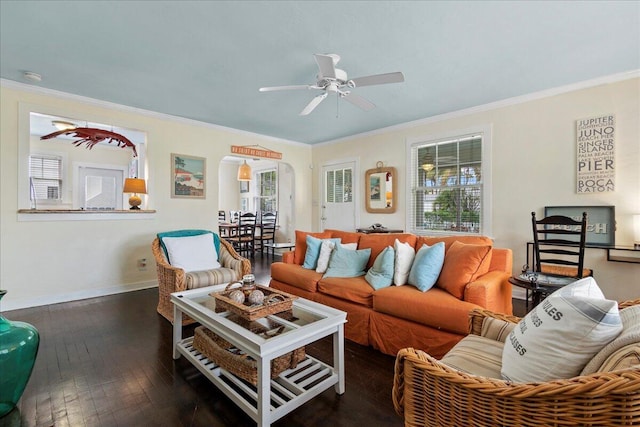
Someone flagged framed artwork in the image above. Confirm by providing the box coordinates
[171,154,205,199]
[240,181,249,193]
[544,205,615,246]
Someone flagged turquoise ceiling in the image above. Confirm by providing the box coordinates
[1,1,638,144]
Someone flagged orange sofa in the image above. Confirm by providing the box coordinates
[270,229,513,358]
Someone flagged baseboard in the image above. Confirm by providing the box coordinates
[3,280,158,312]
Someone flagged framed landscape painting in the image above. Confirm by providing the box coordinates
[171,154,206,199]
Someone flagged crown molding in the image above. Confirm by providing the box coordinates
[0,78,307,147]
[315,70,640,147]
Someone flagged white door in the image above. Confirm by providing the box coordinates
[77,166,125,210]
[321,161,356,231]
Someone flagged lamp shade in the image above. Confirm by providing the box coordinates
[123,178,147,194]
[237,160,251,181]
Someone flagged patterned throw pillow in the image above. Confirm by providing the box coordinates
[501,277,623,382]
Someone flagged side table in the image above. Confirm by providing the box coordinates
[509,272,577,312]
[264,242,295,258]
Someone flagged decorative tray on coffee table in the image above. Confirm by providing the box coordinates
[212,283,298,321]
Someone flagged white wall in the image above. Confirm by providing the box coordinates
[0,83,313,310]
[312,76,640,301]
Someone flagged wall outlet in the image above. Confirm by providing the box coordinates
[137,258,147,271]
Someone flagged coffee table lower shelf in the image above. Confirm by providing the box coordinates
[177,337,339,424]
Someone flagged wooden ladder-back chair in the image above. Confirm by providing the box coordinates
[255,211,277,256]
[531,211,591,279]
[227,212,257,258]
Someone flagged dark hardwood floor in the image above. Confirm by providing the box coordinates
[2,254,525,427]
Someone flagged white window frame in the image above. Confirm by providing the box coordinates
[406,125,492,237]
[254,168,278,213]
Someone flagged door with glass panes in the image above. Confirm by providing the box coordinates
[321,161,356,231]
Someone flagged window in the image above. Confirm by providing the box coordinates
[325,168,353,203]
[255,169,277,212]
[29,154,62,203]
[409,132,487,235]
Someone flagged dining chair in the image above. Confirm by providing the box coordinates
[227,212,257,258]
[255,211,277,256]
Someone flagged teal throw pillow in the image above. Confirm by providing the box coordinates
[323,245,372,278]
[408,242,445,292]
[303,236,341,270]
[158,229,221,261]
[365,246,396,290]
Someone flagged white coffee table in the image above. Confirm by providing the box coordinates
[171,284,347,427]
[263,242,295,257]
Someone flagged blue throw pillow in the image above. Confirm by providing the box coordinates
[303,236,341,270]
[365,246,395,290]
[158,229,221,261]
[323,245,372,278]
[408,242,445,292]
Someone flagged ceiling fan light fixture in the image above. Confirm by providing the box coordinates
[52,120,76,131]
[421,163,434,172]
[237,160,251,181]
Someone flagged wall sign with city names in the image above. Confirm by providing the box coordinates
[576,115,615,193]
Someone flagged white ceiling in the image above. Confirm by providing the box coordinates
[1,1,638,145]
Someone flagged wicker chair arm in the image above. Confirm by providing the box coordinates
[394,347,640,405]
[468,308,522,336]
[151,237,187,291]
[218,238,252,277]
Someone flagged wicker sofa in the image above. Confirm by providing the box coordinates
[392,300,640,427]
[152,231,251,324]
[270,229,513,358]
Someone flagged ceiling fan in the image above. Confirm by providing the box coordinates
[259,53,405,116]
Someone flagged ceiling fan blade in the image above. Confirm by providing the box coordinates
[349,71,405,88]
[342,92,376,111]
[314,54,336,79]
[299,92,328,116]
[259,85,311,92]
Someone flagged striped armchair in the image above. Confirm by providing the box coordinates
[152,232,251,324]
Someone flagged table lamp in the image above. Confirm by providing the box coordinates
[123,178,146,210]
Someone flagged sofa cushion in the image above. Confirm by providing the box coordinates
[595,343,640,372]
[407,242,445,292]
[581,304,640,375]
[437,241,492,299]
[373,286,479,335]
[441,334,504,379]
[358,233,418,269]
[416,235,493,252]
[365,246,395,290]
[394,239,416,286]
[323,246,371,278]
[294,230,332,265]
[303,236,340,270]
[481,316,517,343]
[501,277,623,383]
[318,276,375,307]
[270,262,323,293]
[162,233,221,272]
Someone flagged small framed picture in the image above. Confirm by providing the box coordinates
[544,205,615,246]
[240,181,249,193]
[171,154,205,199]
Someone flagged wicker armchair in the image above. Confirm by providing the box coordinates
[152,236,251,324]
[393,300,640,427]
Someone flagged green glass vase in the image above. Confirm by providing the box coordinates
[0,290,39,418]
